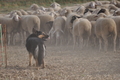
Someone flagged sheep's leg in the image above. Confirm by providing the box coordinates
[79,36,83,49]
[103,36,108,52]
[85,36,90,48]
[113,35,117,52]
[7,34,11,45]
[19,30,23,45]
[10,33,13,45]
[99,38,102,52]
[93,37,96,48]
[67,34,72,45]
[118,37,120,49]
[12,32,15,45]
[21,31,26,44]
[73,35,77,49]
[55,32,60,46]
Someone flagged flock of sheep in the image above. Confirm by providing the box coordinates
[1,0,120,52]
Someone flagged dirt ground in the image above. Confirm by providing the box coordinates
[1,43,120,80]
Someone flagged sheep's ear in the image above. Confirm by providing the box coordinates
[115,11,119,15]
[76,16,81,18]
[94,15,98,18]
[71,16,76,23]
[64,9,68,13]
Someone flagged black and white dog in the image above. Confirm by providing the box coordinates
[26,28,49,69]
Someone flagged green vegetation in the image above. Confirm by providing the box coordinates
[0,0,86,13]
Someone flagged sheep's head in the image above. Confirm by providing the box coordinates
[30,4,39,10]
[97,9,106,14]
[84,8,89,14]
[12,14,21,22]
[71,16,81,23]
[113,10,120,16]
[50,2,61,8]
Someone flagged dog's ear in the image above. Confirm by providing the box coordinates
[32,28,37,34]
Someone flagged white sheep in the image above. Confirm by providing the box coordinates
[49,16,66,45]
[71,16,92,49]
[50,2,61,12]
[30,3,39,11]
[113,9,120,16]
[95,17,117,52]
[0,14,20,45]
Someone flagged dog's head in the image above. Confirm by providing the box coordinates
[38,32,49,41]
[32,28,49,41]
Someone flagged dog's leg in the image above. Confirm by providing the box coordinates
[42,59,45,69]
[29,53,32,66]
[35,59,38,67]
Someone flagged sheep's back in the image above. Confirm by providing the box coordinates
[95,18,116,35]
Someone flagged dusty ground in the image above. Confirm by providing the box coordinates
[1,44,120,80]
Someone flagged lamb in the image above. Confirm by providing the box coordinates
[95,17,117,52]
[71,16,92,49]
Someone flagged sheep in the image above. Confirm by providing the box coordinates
[20,9,28,15]
[59,8,72,17]
[64,13,80,45]
[9,10,23,17]
[75,5,86,15]
[49,16,66,46]
[111,16,120,49]
[97,8,110,15]
[113,9,120,16]
[50,2,61,11]
[71,16,92,49]
[20,15,40,44]
[95,17,117,52]
[38,14,54,34]
[115,1,120,8]
[32,9,45,15]
[87,1,97,9]
[30,3,39,11]
[85,13,107,21]
[90,21,97,47]
[109,4,119,11]
[0,14,20,45]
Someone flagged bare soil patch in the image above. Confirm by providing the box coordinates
[1,44,120,80]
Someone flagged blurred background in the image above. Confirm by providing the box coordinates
[0,0,92,13]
